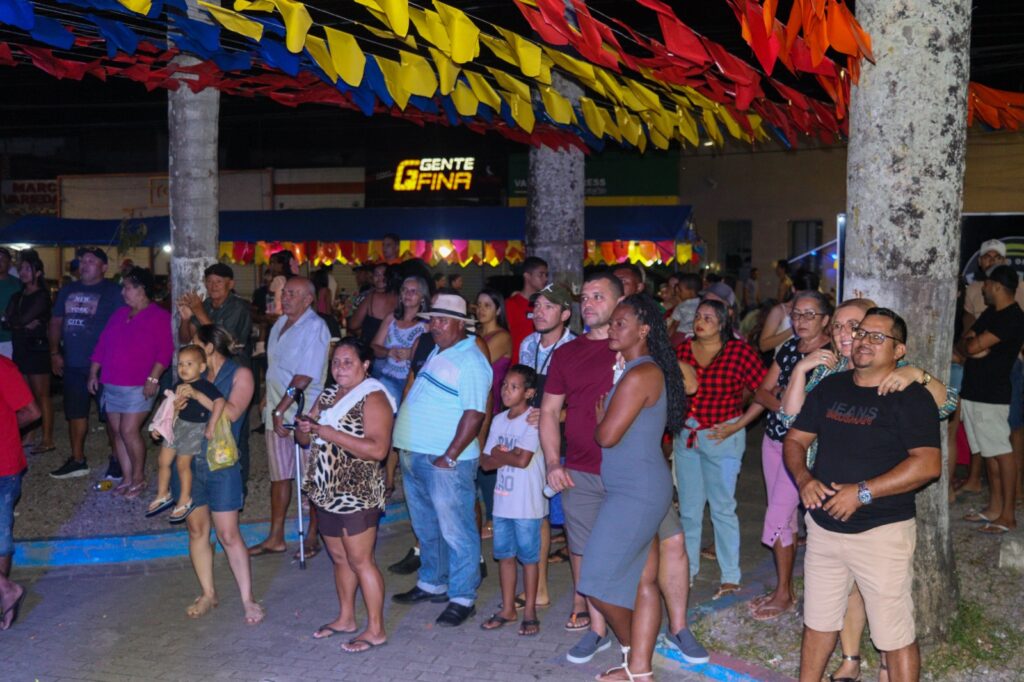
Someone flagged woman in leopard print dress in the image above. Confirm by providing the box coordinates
[295,337,396,653]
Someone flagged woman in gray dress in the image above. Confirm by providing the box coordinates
[580,294,687,681]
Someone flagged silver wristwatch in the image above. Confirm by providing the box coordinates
[857,481,873,505]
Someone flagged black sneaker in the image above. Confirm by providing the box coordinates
[387,547,421,575]
[103,456,123,481]
[50,457,90,479]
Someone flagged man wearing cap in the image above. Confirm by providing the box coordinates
[392,293,492,628]
[963,239,1024,328]
[959,265,1024,534]
[48,247,124,479]
[518,283,576,607]
[0,248,19,359]
[177,263,253,367]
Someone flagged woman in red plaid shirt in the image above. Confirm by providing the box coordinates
[674,299,767,599]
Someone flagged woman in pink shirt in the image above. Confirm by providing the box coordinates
[89,268,173,497]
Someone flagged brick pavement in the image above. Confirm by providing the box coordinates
[3,429,786,682]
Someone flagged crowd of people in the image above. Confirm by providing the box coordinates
[2,237,1021,682]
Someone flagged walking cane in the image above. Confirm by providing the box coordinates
[285,387,308,570]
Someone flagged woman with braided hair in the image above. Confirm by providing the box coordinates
[578,293,686,682]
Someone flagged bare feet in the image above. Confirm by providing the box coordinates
[1,583,25,630]
[186,594,218,618]
[243,601,265,625]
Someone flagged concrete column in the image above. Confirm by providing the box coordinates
[525,73,585,292]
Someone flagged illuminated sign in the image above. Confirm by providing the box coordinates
[393,157,475,192]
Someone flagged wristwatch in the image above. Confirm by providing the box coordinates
[857,481,873,505]
[273,409,283,418]
[920,371,932,386]
[438,455,457,468]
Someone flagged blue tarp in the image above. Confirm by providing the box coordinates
[1,205,692,246]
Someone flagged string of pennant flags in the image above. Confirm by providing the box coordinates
[0,0,1019,156]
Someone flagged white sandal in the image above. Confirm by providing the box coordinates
[596,646,654,681]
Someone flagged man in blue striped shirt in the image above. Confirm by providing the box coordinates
[392,294,492,628]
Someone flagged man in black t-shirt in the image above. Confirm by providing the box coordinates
[784,308,940,682]
[959,265,1024,534]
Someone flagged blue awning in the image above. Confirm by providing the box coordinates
[1,205,692,246]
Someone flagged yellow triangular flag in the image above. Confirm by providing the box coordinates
[117,0,152,15]
[485,67,530,101]
[464,71,501,111]
[269,0,312,54]
[378,0,410,38]
[580,97,605,138]
[540,86,573,125]
[702,108,724,146]
[496,27,541,78]
[717,107,744,140]
[451,81,479,116]
[409,8,450,53]
[625,78,661,111]
[399,51,438,97]
[536,53,552,85]
[501,91,535,133]
[304,34,336,82]
[360,22,417,48]
[675,106,699,146]
[480,34,518,67]
[374,55,411,109]
[543,48,595,83]
[433,1,480,64]
[599,106,621,141]
[325,27,366,87]
[200,2,264,42]
[428,47,460,95]
[595,69,624,104]
[616,107,641,146]
[233,0,274,10]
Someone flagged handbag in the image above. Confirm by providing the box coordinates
[207,415,239,471]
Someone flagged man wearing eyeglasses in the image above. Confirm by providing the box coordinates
[783,308,941,682]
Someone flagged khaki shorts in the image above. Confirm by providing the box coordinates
[266,430,310,482]
[961,399,1012,458]
[562,469,682,556]
[803,514,917,651]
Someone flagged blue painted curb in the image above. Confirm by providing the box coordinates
[13,501,409,568]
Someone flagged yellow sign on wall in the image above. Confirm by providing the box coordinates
[393,157,475,191]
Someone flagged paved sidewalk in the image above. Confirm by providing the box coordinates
[4,428,790,681]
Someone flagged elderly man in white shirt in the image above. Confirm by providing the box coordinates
[249,276,330,559]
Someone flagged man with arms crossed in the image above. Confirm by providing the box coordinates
[784,308,940,682]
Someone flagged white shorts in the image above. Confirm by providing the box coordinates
[961,399,1012,458]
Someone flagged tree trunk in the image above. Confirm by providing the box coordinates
[168,51,219,345]
[843,0,971,643]
[525,73,584,296]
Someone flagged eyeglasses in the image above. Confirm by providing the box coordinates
[851,329,903,345]
[790,311,826,322]
[831,320,860,333]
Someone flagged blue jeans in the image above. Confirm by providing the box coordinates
[674,417,745,585]
[400,451,481,606]
[492,516,542,564]
[0,471,24,557]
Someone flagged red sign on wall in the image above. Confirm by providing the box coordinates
[2,179,58,215]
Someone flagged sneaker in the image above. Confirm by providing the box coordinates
[50,458,90,479]
[566,631,612,664]
[104,456,123,481]
[387,547,421,575]
[666,627,710,665]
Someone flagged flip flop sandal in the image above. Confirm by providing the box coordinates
[124,481,148,499]
[747,592,773,611]
[750,601,794,621]
[548,547,570,564]
[564,611,591,631]
[480,613,514,631]
[963,510,994,523]
[712,583,742,600]
[513,595,550,610]
[168,501,195,524]
[518,619,540,637]
[828,653,862,682]
[700,546,717,560]
[313,623,357,639]
[342,638,387,653]
[978,523,1011,535]
[145,495,175,517]
[249,545,287,557]
[294,545,322,561]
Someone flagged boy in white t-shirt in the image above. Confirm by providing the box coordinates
[479,365,546,637]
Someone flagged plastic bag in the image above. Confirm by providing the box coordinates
[207,415,238,471]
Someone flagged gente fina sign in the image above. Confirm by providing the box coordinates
[393,157,475,192]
